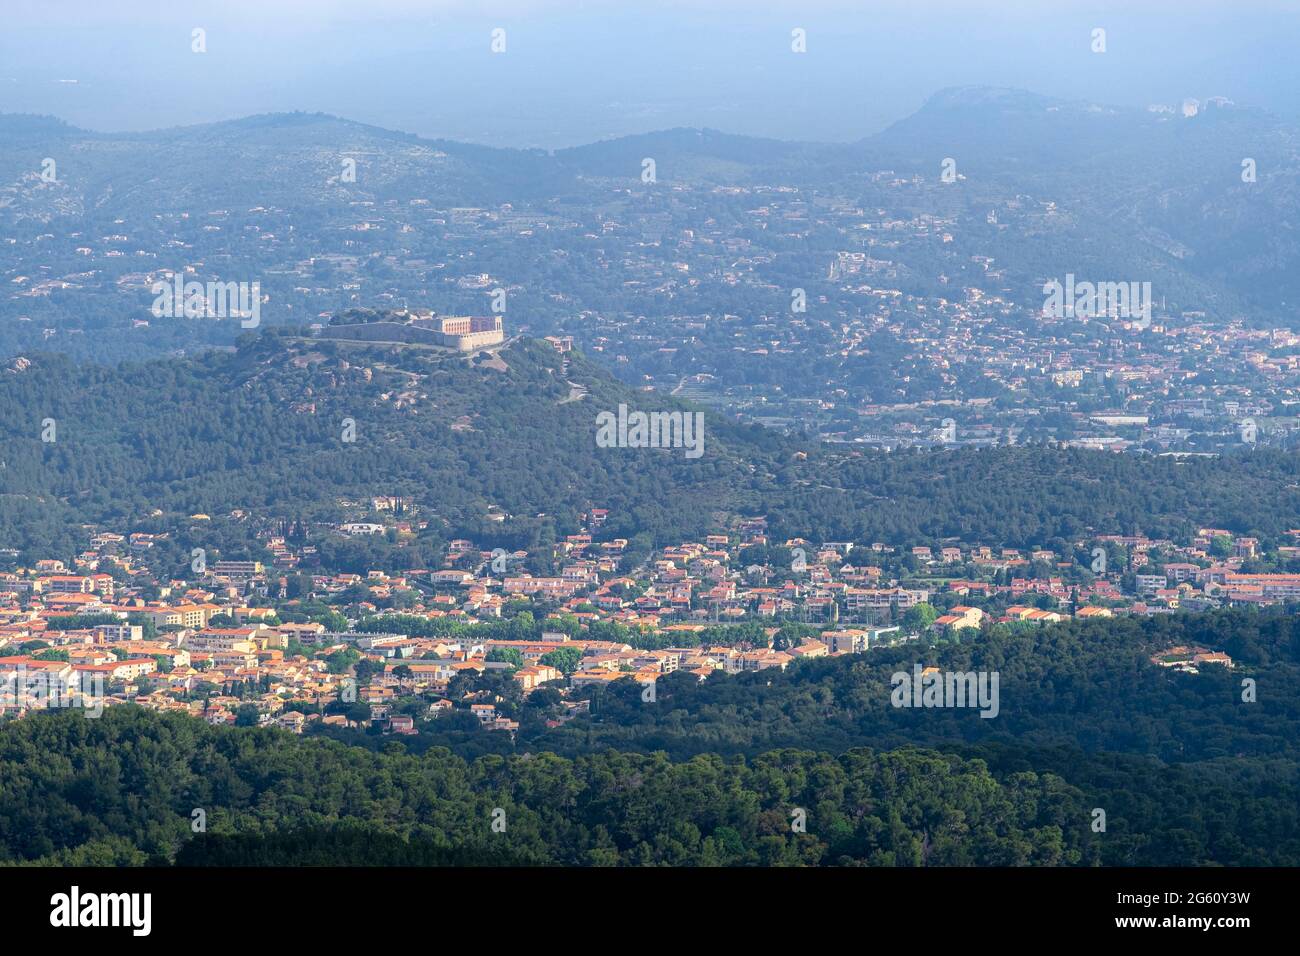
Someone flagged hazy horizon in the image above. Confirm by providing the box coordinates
[3,0,1299,148]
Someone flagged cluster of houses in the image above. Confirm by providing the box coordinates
[1150,646,1235,674]
[0,516,1292,730]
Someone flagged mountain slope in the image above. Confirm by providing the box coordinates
[0,331,1297,567]
[5,88,1300,365]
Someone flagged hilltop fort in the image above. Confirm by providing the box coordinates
[317,309,504,352]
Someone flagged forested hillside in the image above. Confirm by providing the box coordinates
[3,609,1297,867]
[312,607,1300,866]
[529,608,1300,762]
[0,332,1296,567]
[3,704,1296,868]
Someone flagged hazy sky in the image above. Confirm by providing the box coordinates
[2,0,1297,146]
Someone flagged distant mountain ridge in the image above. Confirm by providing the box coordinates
[2,84,1299,364]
